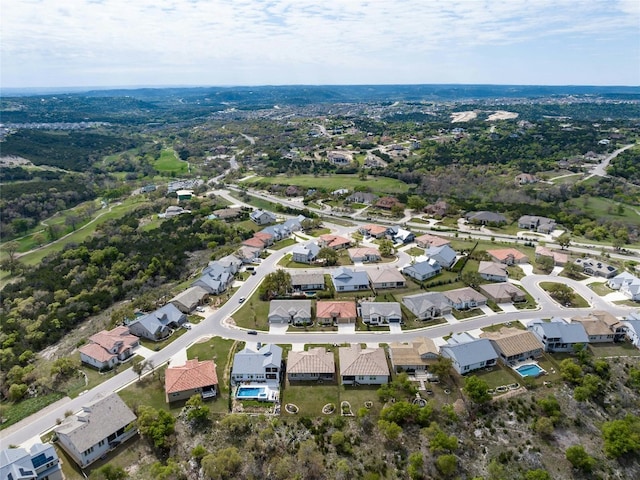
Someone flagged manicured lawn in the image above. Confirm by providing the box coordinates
[307,227,331,237]
[588,342,640,358]
[154,149,188,173]
[339,385,383,416]
[118,370,183,414]
[229,192,280,212]
[139,327,189,351]
[539,282,589,308]
[281,383,340,417]
[231,293,270,330]
[271,238,297,250]
[471,364,521,389]
[406,247,424,256]
[245,174,410,194]
[452,308,484,320]
[587,281,613,297]
[482,321,526,333]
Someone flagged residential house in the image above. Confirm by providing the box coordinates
[237,245,261,263]
[165,358,218,403]
[169,286,209,313]
[215,254,243,274]
[402,292,452,320]
[439,333,498,375]
[402,259,442,281]
[231,344,283,386]
[487,248,529,265]
[425,244,457,269]
[79,326,139,370]
[290,272,325,292]
[285,185,300,197]
[331,267,370,292]
[250,209,277,225]
[191,268,232,295]
[359,224,388,239]
[318,234,351,250]
[515,173,537,185]
[316,300,357,325]
[287,347,335,382]
[242,236,269,251]
[54,393,137,468]
[339,345,390,385]
[518,215,557,234]
[465,211,507,225]
[176,189,193,201]
[328,151,352,165]
[292,243,320,264]
[528,318,589,352]
[375,196,403,210]
[608,272,638,290]
[478,261,508,282]
[163,205,191,217]
[480,328,544,365]
[212,207,243,220]
[358,301,402,325]
[415,233,450,248]
[387,226,415,244]
[368,267,406,290]
[388,337,439,374]
[128,304,186,341]
[346,192,379,205]
[423,200,449,217]
[607,272,640,301]
[0,443,63,480]
[571,311,626,343]
[574,257,618,278]
[348,247,381,263]
[535,246,569,266]
[623,313,640,348]
[268,300,312,326]
[479,283,526,304]
[443,287,488,310]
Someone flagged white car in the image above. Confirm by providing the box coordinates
[195,306,205,312]
[183,322,193,330]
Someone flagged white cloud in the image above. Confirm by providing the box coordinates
[1,0,638,87]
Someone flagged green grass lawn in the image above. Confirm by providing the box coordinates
[471,364,521,389]
[539,282,589,308]
[406,247,424,256]
[118,369,182,414]
[139,327,189,351]
[0,393,65,431]
[244,174,411,194]
[451,308,484,320]
[281,382,340,417]
[482,321,526,333]
[571,196,640,227]
[232,293,271,330]
[588,342,640,358]
[587,281,614,297]
[154,149,188,174]
[271,238,297,250]
[307,227,331,237]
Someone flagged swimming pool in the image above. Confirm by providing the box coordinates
[236,385,279,402]
[514,363,546,378]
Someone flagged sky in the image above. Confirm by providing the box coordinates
[2,0,639,89]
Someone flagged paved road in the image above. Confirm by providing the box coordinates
[585,144,635,179]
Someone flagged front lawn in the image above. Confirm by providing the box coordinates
[451,308,484,320]
[139,327,188,351]
[271,238,297,250]
[587,281,613,297]
[231,293,271,330]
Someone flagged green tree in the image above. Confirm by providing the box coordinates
[461,271,482,288]
[259,269,292,300]
[565,444,596,472]
[559,359,583,384]
[533,416,554,438]
[601,415,640,458]
[137,406,176,450]
[378,239,395,257]
[430,357,453,381]
[407,195,427,212]
[317,247,338,266]
[563,262,583,279]
[546,283,574,305]
[536,254,554,274]
[524,469,552,480]
[463,375,491,405]
[435,454,457,477]
[8,383,28,401]
[425,422,458,453]
[407,451,424,480]
[557,233,571,250]
[91,464,127,480]
[202,447,242,480]
[185,394,210,426]
[391,203,405,217]
[377,419,402,441]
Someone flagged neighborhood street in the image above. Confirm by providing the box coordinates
[2,193,639,449]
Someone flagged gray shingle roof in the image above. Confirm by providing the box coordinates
[440,338,497,366]
[232,344,283,375]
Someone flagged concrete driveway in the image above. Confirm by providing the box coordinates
[338,323,356,334]
[498,303,518,313]
[389,323,403,334]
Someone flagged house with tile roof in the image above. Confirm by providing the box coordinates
[318,234,351,250]
[478,261,508,282]
[487,248,529,265]
[402,259,442,281]
[528,318,589,352]
[571,311,626,343]
[375,196,403,211]
[0,443,63,480]
[348,247,381,263]
[358,301,402,325]
[415,233,450,248]
[331,267,370,292]
[388,337,440,374]
[443,287,488,310]
[535,246,569,266]
[231,344,282,386]
[479,283,527,304]
[165,358,218,403]
[287,347,335,382]
[316,300,357,325]
[268,300,312,326]
[368,267,406,290]
[358,224,388,239]
[339,345,390,385]
[54,393,137,468]
[439,334,498,375]
[128,304,186,341]
[425,244,457,269]
[480,327,544,365]
[79,326,139,370]
[290,272,325,291]
[237,245,262,263]
[402,292,452,320]
[169,285,209,313]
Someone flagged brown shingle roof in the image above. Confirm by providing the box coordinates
[287,348,335,374]
[480,328,543,357]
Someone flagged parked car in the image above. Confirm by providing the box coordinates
[183,322,193,330]
[195,306,205,312]
[247,330,257,335]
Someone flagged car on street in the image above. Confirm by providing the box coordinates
[247,330,257,335]
[239,297,246,303]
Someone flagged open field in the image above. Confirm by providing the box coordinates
[154,149,188,173]
[244,174,411,194]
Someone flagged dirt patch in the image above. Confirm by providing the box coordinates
[486,110,519,121]
[0,156,33,167]
[451,111,477,123]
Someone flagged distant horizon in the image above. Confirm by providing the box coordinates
[3,82,639,97]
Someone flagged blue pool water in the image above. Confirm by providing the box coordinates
[237,387,266,398]
[515,363,545,378]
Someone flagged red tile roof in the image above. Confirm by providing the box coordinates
[165,359,218,394]
[316,300,357,319]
